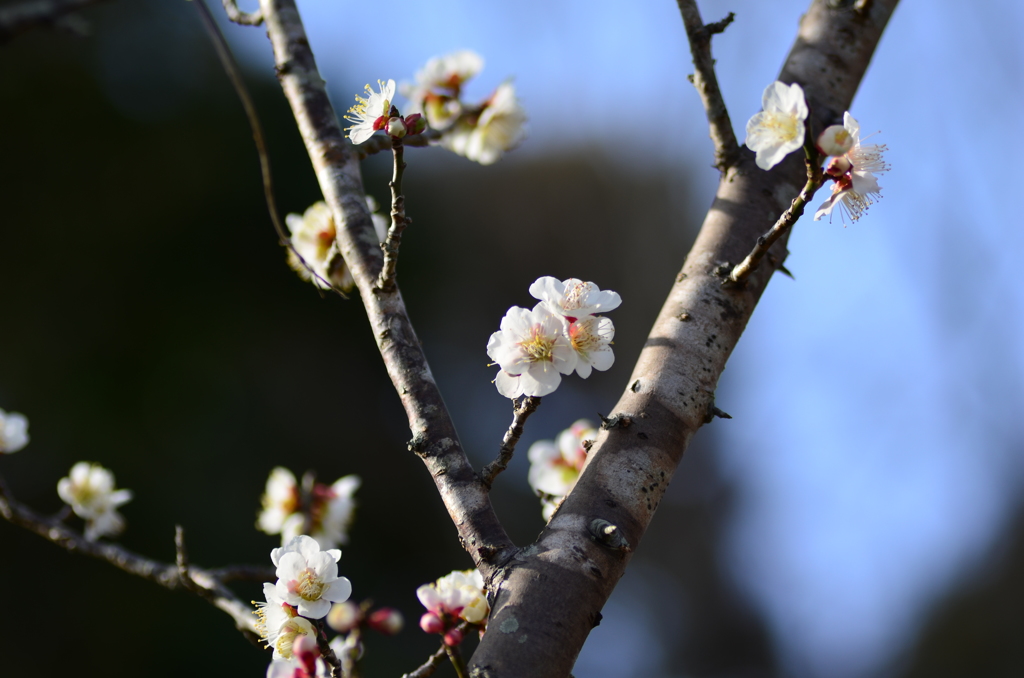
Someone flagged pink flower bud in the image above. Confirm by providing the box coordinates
[367,607,404,636]
[419,611,445,634]
[404,113,427,135]
[443,626,465,647]
[825,155,853,177]
[386,117,407,138]
[817,125,854,156]
[292,635,321,675]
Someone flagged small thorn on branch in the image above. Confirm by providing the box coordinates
[705,11,736,35]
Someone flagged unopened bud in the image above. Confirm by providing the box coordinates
[404,113,427,135]
[292,635,321,675]
[817,125,854,156]
[327,601,363,633]
[443,626,465,647]
[386,117,407,138]
[419,611,444,635]
[825,155,853,177]
[367,607,404,635]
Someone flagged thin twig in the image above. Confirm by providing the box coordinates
[354,128,441,159]
[402,643,448,678]
[0,0,105,43]
[480,396,541,488]
[676,0,740,172]
[195,0,342,294]
[0,476,262,642]
[222,0,263,25]
[725,150,825,287]
[315,620,344,678]
[376,135,409,292]
[257,0,516,575]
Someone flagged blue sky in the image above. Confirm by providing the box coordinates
[221,2,1024,675]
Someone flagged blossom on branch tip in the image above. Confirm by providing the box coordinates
[528,419,596,521]
[745,81,808,170]
[285,199,387,292]
[56,462,132,540]
[415,50,484,93]
[345,79,396,144]
[417,569,489,640]
[444,81,527,165]
[272,535,352,619]
[0,407,29,453]
[814,113,889,224]
[487,304,576,398]
[529,276,622,320]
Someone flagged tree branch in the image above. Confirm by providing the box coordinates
[469,1,900,675]
[676,0,740,172]
[401,642,448,678]
[0,476,263,642]
[253,0,516,575]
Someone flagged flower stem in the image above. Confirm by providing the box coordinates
[446,643,470,678]
[376,135,409,292]
[724,157,824,288]
[481,396,541,488]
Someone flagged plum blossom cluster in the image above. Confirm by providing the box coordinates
[255,536,352,664]
[57,462,132,541]
[527,419,597,521]
[401,50,527,165]
[417,569,489,646]
[0,406,29,453]
[487,277,621,398]
[745,81,889,223]
[345,79,426,145]
[285,197,388,292]
[813,112,890,223]
[257,467,361,551]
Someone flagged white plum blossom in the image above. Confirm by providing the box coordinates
[345,79,396,144]
[413,50,483,93]
[282,475,361,551]
[566,315,615,378]
[528,419,596,521]
[745,81,808,170]
[258,467,301,536]
[255,583,311,660]
[529,276,621,320]
[272,535,352,619]
[417,569,489,629]
[56,462,132,540]
[815,112,889,223]
[285,198,388,292]
[0,407,29,453]
[444,81,527,165]
[487,304,576,398]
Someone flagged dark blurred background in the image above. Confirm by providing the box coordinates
[2,1,1023,677]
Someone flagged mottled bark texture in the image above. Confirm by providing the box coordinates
[257,0,516,577]
[468,2,899,676]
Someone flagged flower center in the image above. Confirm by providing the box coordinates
[519,326,556,363]
[296,568,326,601]
[562,281,587,312]
[276,619,311,659]
[763,112,800,141]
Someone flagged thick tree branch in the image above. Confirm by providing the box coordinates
[254,0,516,575]
[469,1,900,675]
[677,0,740,172]
[0,0,104,43]
[0,476,264,641]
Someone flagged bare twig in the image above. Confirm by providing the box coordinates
[0,0,105,43]
[315,620,344,678]
[255,0,516,575]
[194,0,342,294]
[376,135,410,292]
[222,0,263,25]
[724,157,825,287]
[676,0,740,172]
[0,476,262,641]
[402,642,448,678]
[445,643,469,678]
[480,396,541,488]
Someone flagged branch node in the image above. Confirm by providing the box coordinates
[588,519,632,552]
[599,413,633,430]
